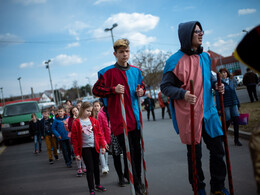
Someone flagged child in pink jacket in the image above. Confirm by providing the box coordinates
[97,106,111,174]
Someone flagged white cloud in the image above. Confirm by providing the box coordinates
[227,32,243,38]
[92,12,159,46]
[66,21,90,39]
[92,61,115,72]
[203,41,211,50]
[94,0,119,5]
[126,32,156,46]
[66,42,80,48]
[68,73,78,77]
[211,39,236,56]
[19,62,34,68]
[204,30,213,35]
[53,54,84,66]
[238,8,256,15]
[0,33,24,46]
[13,0,47,5]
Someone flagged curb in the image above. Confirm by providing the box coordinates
[227,127,251,140]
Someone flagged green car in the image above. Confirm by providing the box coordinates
[1,101,42,144]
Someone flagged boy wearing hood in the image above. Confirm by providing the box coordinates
[160,21,229,195]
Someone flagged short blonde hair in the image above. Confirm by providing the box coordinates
[113,39,130,52]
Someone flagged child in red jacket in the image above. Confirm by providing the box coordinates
[71,102,108,195]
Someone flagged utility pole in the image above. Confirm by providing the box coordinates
[45,59,56,105]
[0,87,5,106]
[17,77,24,101]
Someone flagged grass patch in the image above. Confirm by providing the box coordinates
[239,101,260,133]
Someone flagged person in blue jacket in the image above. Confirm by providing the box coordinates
[160,21,229,195]
[52,106,72,168]
[215,68,242,146]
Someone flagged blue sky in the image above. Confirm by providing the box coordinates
[0,0,259,98]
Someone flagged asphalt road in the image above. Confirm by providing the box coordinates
[236,86,260,103]
[0,107,257,195]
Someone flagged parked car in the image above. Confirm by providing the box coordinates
[234,75,243,86]
[1,101,42,144]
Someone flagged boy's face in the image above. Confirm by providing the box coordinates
[114,46,130,66]
[57,109,65,118]
[192,25,203,49]
[43,111,50,119]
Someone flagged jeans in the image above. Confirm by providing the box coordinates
[34,135,42,151]
[224,105,239,121]
[60,139,72,166]
[82,147,100,192]
[187,124,226,192]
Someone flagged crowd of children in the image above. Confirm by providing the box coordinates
[29,99,128,195]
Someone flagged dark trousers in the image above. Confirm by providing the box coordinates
[147,108,155,121]
[187,125,226,192]
[226,116,240,143]
[60,139,72,166]
[117,129,142,188]
[112,154,126,181]
[161,102,171,119]
[247,85,258,102]
[82,147,100,192]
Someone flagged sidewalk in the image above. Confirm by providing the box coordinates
[228,127,251,140]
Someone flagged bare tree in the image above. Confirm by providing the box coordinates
[132,48,171,96]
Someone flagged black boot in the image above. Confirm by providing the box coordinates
[235,140,242,146]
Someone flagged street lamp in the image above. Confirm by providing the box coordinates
[0,87,5,106]
[242,29,249,34]
[104,23,118,45]
[45,59,56,105]
[17,77,24,100]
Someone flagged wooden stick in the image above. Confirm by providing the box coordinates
[217,73,234,195]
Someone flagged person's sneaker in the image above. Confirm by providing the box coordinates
[137,183,146,194]
[55,155,59,160]
[34,150,38,154]
[95,185,107,192]
[76,169,83,177]
[211,188,230,195]
[49,159,54,164]
[82,168,87,174]
[198,188,207,195]
[102,167,108,175]
[90,190,95,195]
[39,149,42,153]
[67,164,72,168]
[57,149,60,154]
[118,177,126,187]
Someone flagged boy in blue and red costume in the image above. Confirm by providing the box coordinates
[160,21,229,195]
[93,38,146,195]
